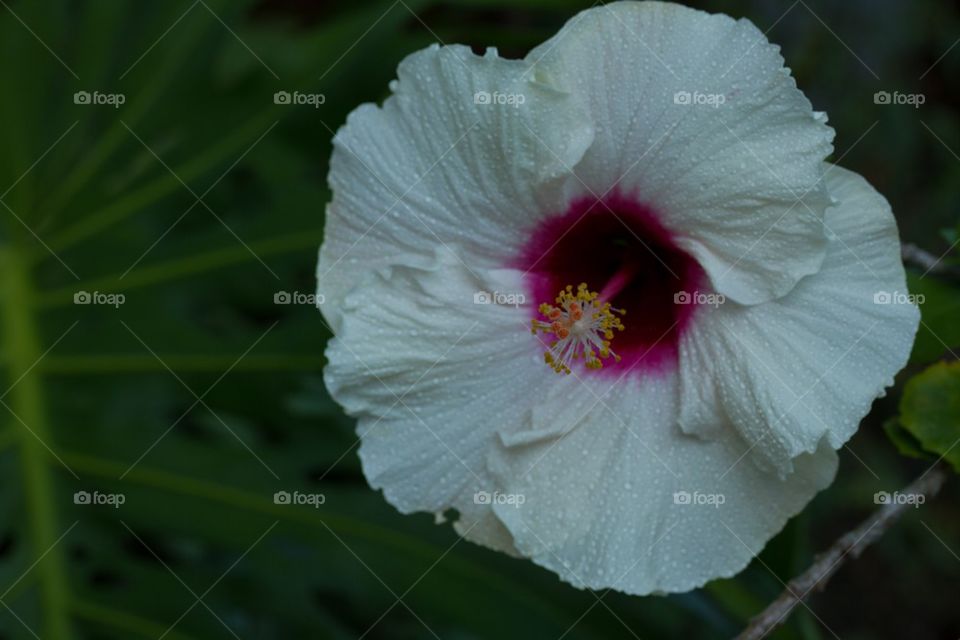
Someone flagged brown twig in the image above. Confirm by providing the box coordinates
[734,464,950,640]
[902,242,960,283]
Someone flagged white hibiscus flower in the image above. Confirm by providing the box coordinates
[316,1,919,595]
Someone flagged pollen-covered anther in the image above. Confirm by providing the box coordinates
[531,283,626,374]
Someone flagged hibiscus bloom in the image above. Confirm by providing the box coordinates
[317,1,918,594]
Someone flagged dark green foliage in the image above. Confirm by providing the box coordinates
[0,1,958,639]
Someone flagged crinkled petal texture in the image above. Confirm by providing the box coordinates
[527,1,835,305]
[319,1,918,596]
[487,379,838,594]
[316,43,593,332]
[324,249,546,555]
[677,166,920,477]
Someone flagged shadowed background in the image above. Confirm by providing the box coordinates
[0,0,957,638]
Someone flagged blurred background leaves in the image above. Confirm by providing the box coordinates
[0,0,957,638]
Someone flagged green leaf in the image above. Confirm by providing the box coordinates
[907,272,960,363]
[899,361,960,472]
[882,417,929,459]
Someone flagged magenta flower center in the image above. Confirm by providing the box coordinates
[516,192,706,376]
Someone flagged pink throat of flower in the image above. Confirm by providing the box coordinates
[515,191,706,377]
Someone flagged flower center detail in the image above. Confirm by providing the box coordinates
[515,191,706,377]
[531,283,626,374]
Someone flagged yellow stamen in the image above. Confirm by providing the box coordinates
[531,283,625,374]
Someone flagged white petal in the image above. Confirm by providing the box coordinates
[487,374,837,595]
[317,44,593,330]
[677,165,920,475]
[324,248,546,553]
[526,1,835,304]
